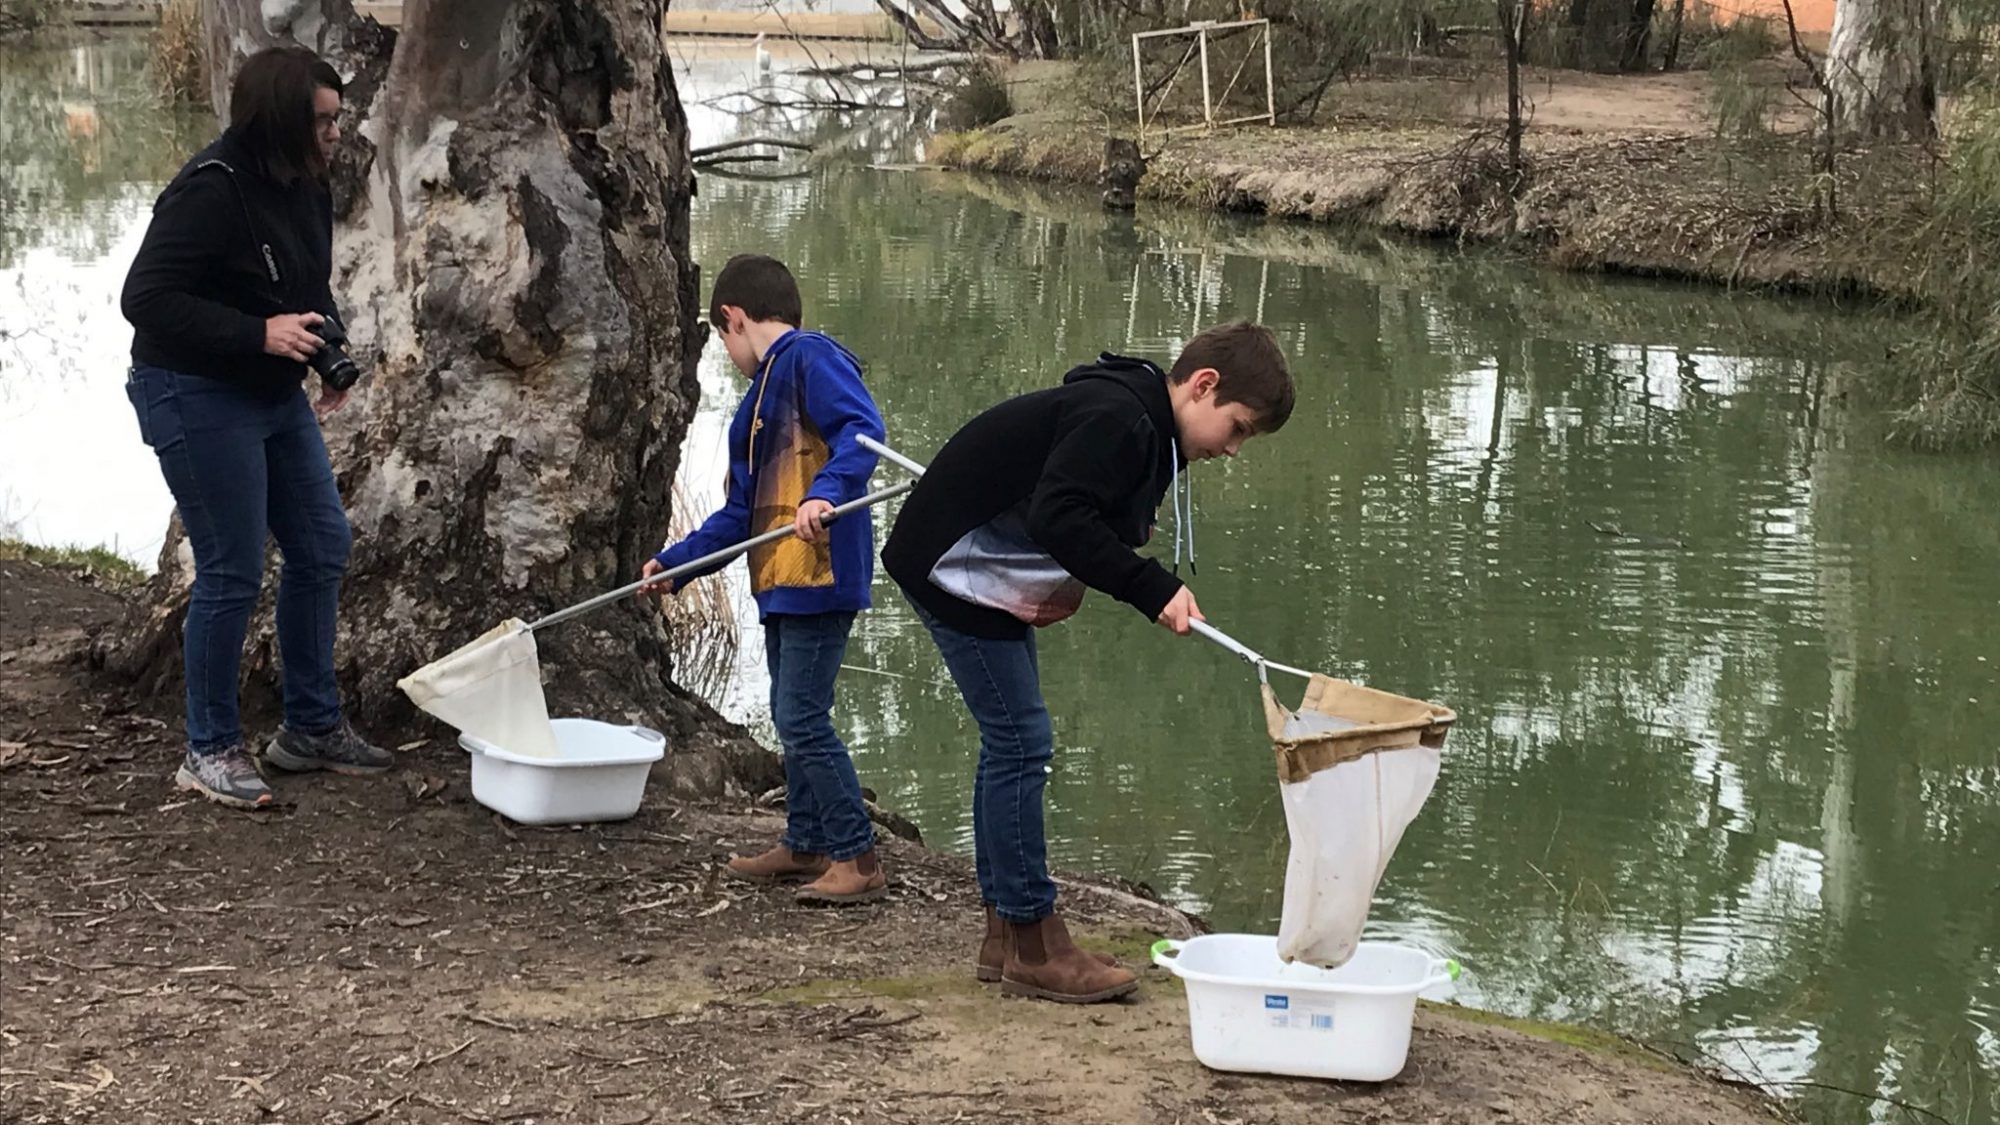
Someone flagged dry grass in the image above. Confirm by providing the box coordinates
[0,538,146,589]
[658,479,741,703]
[1888,86,2000,449]
[151,0,206,106]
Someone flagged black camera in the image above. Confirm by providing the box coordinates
[308,313,362,392]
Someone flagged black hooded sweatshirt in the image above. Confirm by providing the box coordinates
[882,354,1188,640]
[120,127,336,398]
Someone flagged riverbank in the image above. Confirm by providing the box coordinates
[0,556,1788,1124]
[934,60,1937,303]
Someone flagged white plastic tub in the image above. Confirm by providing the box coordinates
[459,718,665,825]
[1152,934,1459,1082]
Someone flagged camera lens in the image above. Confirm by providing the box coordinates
[309,344,361,392]
[321,354,360,392]
[305,315,361,392]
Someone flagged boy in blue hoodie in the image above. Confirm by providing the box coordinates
[643,255,887,905]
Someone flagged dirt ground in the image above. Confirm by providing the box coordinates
[1259,60,1820,137]
[1,559,1784,1124]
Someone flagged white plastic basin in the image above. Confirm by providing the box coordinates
[459,718,664,825]
[1152,934,1459,1082]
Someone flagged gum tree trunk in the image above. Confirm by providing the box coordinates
[1826,0,1937,140]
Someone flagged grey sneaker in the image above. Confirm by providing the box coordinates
[264,721,393,776]
[175,746,275,809]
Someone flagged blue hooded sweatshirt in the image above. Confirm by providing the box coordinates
[654,329,884,618]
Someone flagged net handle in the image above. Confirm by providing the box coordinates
[862,437,1316,683]
[1188,619,1314,682]
[525,477,915,633]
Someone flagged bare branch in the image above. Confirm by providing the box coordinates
[797,58,966,79]
[871,0,971,51]
[690,136,817,158]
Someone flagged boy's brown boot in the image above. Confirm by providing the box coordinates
[796,849,887,905]
[1000,912,1138,1003]
[976,904,1119,983]
[725,844,829,883]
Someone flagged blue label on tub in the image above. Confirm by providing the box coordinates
[1264,994,1289,1010]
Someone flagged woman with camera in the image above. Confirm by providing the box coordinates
[120,45,388,810]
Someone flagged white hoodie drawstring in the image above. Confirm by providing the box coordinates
[1171,439,1197,576]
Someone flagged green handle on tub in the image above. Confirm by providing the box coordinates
[1151,938,1183,967]
[1446,959,1462,981]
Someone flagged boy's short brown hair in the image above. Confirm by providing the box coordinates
[1169,320,1294,433]
[709,253,803,330]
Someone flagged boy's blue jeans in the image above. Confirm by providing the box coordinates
[912,603,1058,924]
[764,611,874,861]
[126,366,352,755]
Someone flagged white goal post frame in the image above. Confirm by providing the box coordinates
[1130,18,1277,143]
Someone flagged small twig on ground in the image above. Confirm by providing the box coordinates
[339,1092,412,1125]
[617,896,682,915]
[407,1036,475,1073]
[826,1012,922,1040]
[455,1012,523,1032]
[609,1010,686,1026]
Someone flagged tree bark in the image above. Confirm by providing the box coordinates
[1662,0,1687,70]
[1500,0,1524,177]
[871,0,957,51]
[872,0,1015,55]
[1563,0,1655,72]
[109,0,770,797]
[199,0,380,119]
[1827,0,1937,141]
[1100,136,1143,211]
[1020,0,1062,59]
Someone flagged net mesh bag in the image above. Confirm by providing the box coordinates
[395,619,561,759]
[1264,675,1455,968]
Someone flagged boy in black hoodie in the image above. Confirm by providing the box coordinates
[882,321,1294,1004]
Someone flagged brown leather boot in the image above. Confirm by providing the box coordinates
[724,844,829,884]
[975,904,1119,983]
[796,849,887,905]
[1001,913,1138,1003]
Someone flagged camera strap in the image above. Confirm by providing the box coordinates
[195,158,283,291]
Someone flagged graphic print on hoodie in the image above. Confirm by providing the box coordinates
[929,499,1089,627]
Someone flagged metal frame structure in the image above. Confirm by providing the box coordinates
[1131,18,1275,142]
